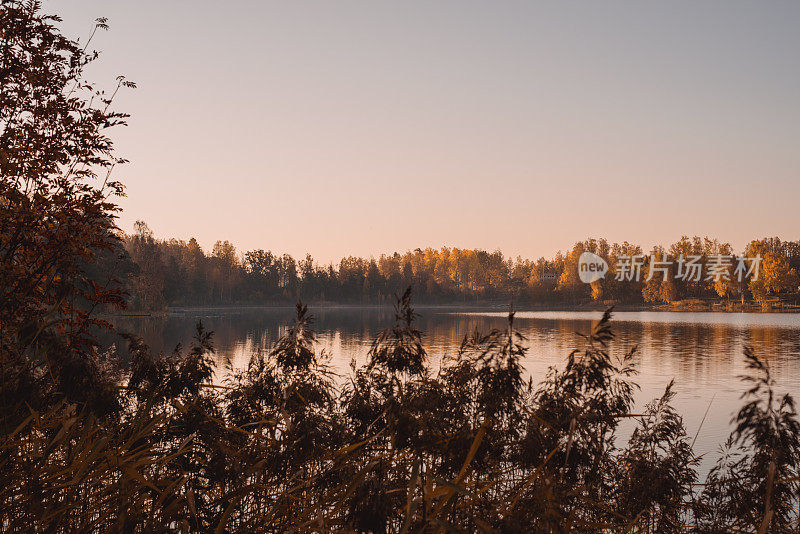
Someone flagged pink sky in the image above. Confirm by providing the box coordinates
[51,1,800,263]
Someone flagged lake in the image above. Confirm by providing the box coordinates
[110,307,800,472]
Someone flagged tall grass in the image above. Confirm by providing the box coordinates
[1,291,798,532]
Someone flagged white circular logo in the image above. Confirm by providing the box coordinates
[578,252,608,283]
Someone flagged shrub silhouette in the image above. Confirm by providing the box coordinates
[3,286,800,532]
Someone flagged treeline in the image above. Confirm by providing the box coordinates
[122,221,800,309]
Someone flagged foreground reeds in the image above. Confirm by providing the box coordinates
[2,291,798,533]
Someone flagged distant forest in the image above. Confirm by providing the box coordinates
[116,221,800,310]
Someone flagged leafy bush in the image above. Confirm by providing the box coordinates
[2,292,799,532]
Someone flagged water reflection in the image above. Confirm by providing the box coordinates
[109,308,800,468]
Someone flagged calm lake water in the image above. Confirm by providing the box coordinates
[110,307,800,472]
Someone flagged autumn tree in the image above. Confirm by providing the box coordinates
[557,242,590,303]
[125,220,166,310]
[747,239,799,303]
[1,1,133,420]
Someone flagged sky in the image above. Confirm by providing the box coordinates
[49,1,800,264]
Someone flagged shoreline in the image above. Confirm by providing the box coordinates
[107,300,800,317]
